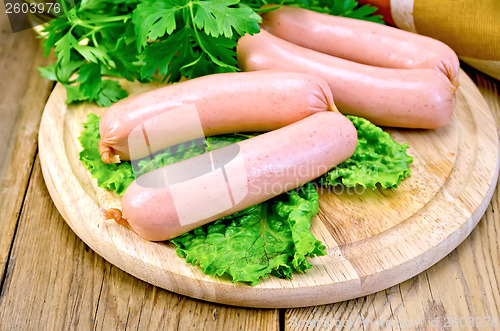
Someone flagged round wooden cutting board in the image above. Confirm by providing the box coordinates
[38,70,499,308]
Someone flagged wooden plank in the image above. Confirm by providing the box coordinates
[0,9,53,283]
[284,70,500,329]
[0,157,279,330]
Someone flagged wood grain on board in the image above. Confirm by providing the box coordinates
[0,13,279,330]
[0,9,53,283]
[0,156,279,330]
[37,69,499,308]
[285,69,500,330]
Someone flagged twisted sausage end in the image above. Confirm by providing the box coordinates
[101,208,132,230]
[98,139,121,164]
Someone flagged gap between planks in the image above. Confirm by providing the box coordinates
[0,7,55,286]
[0,157,280,330]
[282,68,500,331]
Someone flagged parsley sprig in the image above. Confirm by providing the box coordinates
[133,0,261,82]
[39,0,383,106]
[39,0,139,106]
[245,0,383,23]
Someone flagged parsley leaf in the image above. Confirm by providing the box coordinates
[193,0,260,38]
[95,80,128,107]
[77,62,102,98]
[38,63,57,81]
[54,32,78,65]
[64,84,87,104]
[132,0,180,49]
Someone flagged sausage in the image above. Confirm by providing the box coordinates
[237,30,456,129]
[102,112,357,241]
[261,6,460,89]
[98,71,336,164]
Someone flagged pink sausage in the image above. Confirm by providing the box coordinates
[102,112,357,241]
[237,30,456,129]
[261,6,460,89]
[98,71,336,164]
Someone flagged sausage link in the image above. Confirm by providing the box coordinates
[98,71,336,164]
[261,6,460,89]
[237,30,456,129]
[103,112,357,241]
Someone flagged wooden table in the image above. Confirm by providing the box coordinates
[1,11,499,330]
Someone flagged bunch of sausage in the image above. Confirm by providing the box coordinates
[100,6,459,241]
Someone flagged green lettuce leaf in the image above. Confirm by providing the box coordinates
[322,115,413,189]
[78,113,135,195]
[133,133,257,177]
[78,113,257,195]
[171,183,325,285]
[79,114,412,196]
